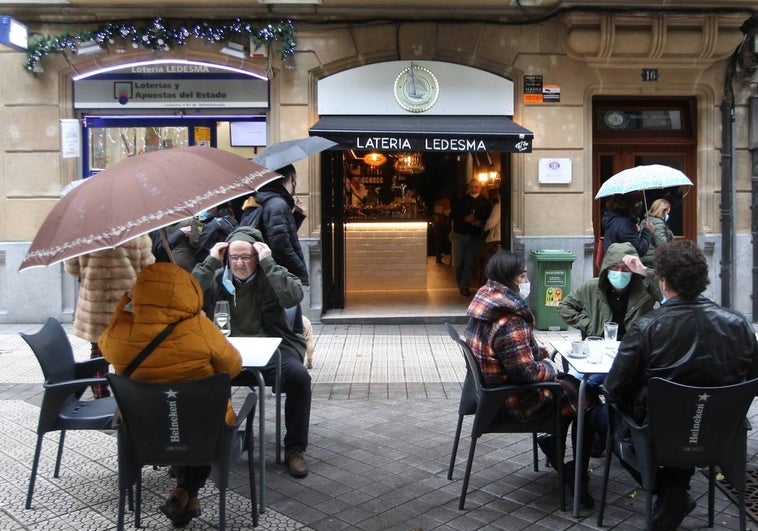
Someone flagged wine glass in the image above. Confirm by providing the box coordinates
[214,300,231,337]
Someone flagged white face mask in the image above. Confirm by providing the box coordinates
[518,281,531,300]
[470,193,480,198]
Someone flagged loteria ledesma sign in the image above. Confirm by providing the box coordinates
[354,135,530,153]
[73,60,269,110]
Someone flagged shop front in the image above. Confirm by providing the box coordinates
[308,62,533,316]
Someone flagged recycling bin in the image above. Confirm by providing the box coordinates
[529,249,576,331]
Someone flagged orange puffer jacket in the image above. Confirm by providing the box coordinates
[99,262,242,424]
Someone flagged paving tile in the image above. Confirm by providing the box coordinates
[0,324,752,530]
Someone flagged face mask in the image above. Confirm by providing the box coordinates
[195,210,211,221]
[660,296,668,305]
[663,213,670,222]
[470,193,480,198]
[518,281,531,300]
[607,270,632,290]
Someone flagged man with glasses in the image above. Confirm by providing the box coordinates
[192,226,312,478]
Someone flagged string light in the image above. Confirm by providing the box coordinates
[24,18,296,76]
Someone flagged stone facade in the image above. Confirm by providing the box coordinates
[1,8,756,322]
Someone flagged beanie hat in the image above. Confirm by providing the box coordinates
[226,226,264,245]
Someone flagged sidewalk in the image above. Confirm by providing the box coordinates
[0,322,753,530]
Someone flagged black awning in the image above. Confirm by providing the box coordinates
[309,115,533,153]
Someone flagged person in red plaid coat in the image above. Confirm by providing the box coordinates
[464,250,598,509]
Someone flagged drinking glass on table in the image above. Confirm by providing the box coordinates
[603,321,618,342]
[214,300,231,337]
[585,336,604,364]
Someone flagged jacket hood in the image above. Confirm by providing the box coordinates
[467,279,532,323]
[255,183,295,208]
[601,242,638,271]
[599,242,639,285]
[130,262,203,324]
[226,226,265,245]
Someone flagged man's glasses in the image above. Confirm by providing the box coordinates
[228,255,256,262]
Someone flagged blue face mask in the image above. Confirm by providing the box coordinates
[663,213,670,223]
[607,270,632,290]
[195,210,211,221]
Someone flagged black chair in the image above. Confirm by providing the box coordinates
[20,317,118,510]
[597,376,758,531]
[107,372,258,530]
[445,323,477,482]
[444,323,566,510]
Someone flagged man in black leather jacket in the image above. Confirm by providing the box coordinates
[604,239,758,531]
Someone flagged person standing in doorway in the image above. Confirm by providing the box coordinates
[432,188,452,265]
[64,235,155,398]
[451,179,491,296]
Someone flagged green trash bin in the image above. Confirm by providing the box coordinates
[529,249,576,331]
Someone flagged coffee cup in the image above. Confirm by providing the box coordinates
[571,341,586,358]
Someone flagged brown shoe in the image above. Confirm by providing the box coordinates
[159,487,189,523]
[171,497,201,528]
[285,450,308,478]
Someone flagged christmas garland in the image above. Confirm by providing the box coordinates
[25,18,296,75]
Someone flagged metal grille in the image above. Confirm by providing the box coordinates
[710,468,758,523]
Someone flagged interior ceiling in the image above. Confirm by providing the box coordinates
[2,0,756,24]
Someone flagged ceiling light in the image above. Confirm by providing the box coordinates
[76,39,105,56]
[220,42,246,59]
[363,153,387,167]
[394,152,425,175]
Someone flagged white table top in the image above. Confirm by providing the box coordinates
[228,336,282,368]
[551,339,618,375]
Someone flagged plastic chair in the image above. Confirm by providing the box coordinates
[107,372,258,530]
[445,323,478,481]
[20,317,118,510]
[444,323,567,510]
[597,376,758,531]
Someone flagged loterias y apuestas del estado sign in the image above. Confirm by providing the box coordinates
[73,60,269,110]
[353,135,531,153]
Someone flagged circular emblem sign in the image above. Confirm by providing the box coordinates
[394,64,439,113]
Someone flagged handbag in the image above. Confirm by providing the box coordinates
[122,322,178,377]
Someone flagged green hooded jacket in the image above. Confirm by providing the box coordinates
[191,226,306,361]
[557,242,661,338]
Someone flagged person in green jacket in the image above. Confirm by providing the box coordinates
[192,226,311,478]
[558,242,660,341]
[556,242,661,457]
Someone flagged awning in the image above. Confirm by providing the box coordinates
[309,115,533,153]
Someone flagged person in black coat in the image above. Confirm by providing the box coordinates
[450,179,491,296]
[601,194,653,258]
[249,164,309,285]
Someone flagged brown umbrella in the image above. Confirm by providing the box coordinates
[19,146,281,271]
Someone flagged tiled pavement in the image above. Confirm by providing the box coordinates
[0,322,755,530]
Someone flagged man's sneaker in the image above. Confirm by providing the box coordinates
[285,450,308,478]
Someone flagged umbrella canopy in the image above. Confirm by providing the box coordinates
[20,146,280,271]
[253,136,337,171]
[595,164,693,199]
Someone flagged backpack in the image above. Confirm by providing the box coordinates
[240,207,263,233]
